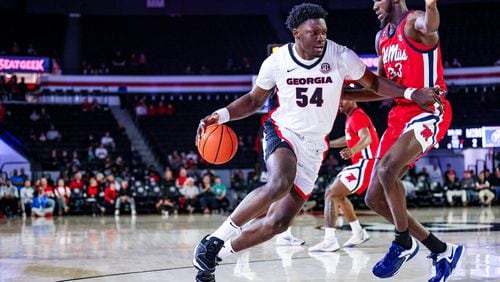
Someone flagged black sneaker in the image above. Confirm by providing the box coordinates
[195,270,216,282]
[193,235,225,272]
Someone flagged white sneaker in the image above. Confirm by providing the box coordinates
[132,210,137,216]
[276,234,305,246]
[343,229,370,248]
[308,239,340,252]
[114,210,120,216]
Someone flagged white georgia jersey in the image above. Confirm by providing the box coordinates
[256,39,366,138]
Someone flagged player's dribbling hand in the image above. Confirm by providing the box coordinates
[340,148,353,160]
[411,87,443,113]
[195,113,219,146]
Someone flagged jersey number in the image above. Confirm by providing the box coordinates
[296,87,324,107]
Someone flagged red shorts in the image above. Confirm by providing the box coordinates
[336,158,376,195]
[376,98,452,164]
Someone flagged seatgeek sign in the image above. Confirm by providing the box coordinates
[0,56,50,73]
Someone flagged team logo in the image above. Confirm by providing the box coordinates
[345,173,357,182]
[320,63,331,74]
[420,124,433,141]
[398,34,403,42]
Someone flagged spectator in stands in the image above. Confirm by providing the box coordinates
[10,41,21,55]
[476,171,494,206]
[18,77,28,100]
[428,164,443,187]
[213,176,229,213]
[38,132,47,143]
[169,151,184,171]
[31,187,55,217]
[0,101,9,123]
[138,52,147,65]
[46,124,61,141]
[444,172,466,206]
[59,149,71,167]
[156,101,168,116]
[26,43,37,56]
[101,131,116,152]
[147,104,157,116]
[39,107,50,121]
[10,169,24,188]
[175,167,188,189]
[180,177,199,214]
[199,175,217,214]
[54,178,71,215]
[95,144,109,160]
[461,171,477,204]
[103,182,118,213]
[29,109,40,122]
[0,178,20,217]
[20,180,34,217]
[112,50,126,67]
[86,177,103,215]
[82,98,92,112]
[444,163,456,179]
[451,57,462,68]
[156,191,178,216]
[135,99,147,117]
[199,65,210,75]
[115,180,136,216]
[19,168,29,183]
[40,177,55,203]
[165,103,175,116]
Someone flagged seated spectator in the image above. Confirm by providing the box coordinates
[54,179,71,215]
[147,104,157,116]
[175,167,188,188]
[26,43,37,56]
[0,178,20,217]
[492,167,500,205]
[461,171,477,204]
[46,124,61,141]
[156,192,178,216]
[82,98,92,112]
[115,180,136,216]
[90,98,102,111]
[10,169,24,188]
[476,171,494,206]
[165,103,175,116]
[135,99,147,117]
[213,176,230,213]
[31,187,55,217]
[180,177,199,214]
[95,144,109,160]
[156,101,168,116]
[20,180,35,217]
[103,182,118,213]
[444,172,466,206]
[29,109,40,121]
[112,50,126,67]
[86,177,105,215]
[199,175,217,214]
[101,131,116,151]
[39,107,51,121]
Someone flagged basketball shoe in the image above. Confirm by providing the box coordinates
[308,238,340,252]
[275,234,305,246]
[428,243,464,282]
[193,235,224,272]
[343,229,370,248]
[372,236,419,278]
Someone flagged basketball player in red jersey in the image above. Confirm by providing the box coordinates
[344,0,464,281]
[309,99,378,252]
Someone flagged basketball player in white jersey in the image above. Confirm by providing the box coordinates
[193,3,442,281]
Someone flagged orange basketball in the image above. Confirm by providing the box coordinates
[197,124,238,165]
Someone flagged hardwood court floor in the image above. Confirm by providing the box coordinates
[1,207,499,281]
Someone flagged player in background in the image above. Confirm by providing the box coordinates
[343,0,464,281]
[192,3,442,281]
[309,99,378,252]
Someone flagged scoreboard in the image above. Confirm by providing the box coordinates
[440,126,500,149]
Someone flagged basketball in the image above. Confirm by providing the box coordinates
[197,124,238,164]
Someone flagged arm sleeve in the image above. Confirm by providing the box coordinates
[255,54,277,90]
[341,48,367,81]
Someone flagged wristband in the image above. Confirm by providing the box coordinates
[404,88,417,100]
[214,107,230,124]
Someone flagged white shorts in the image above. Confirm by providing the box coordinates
[336,158,376,195]
[263,120,328,199]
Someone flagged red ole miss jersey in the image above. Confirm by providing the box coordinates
[378,11,447,105]
[345,108,379,163]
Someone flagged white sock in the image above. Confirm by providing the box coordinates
[324,227,336,241]
[209,217,241,241]
[349,220,362,234]
[282,226,292,237]
[218,240,236,259]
